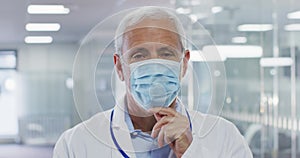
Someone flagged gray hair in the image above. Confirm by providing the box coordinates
[114,6,186,54]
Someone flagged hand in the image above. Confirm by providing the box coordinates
[149,107,193,158]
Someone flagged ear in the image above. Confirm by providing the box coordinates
[113,53,124,81]
[182,50,190,77]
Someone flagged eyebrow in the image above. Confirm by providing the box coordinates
[157,47,177,53]
[129,47,149,56]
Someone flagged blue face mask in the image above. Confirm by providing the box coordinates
[129,59,181,110]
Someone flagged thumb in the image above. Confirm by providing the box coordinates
[153,112,166,121]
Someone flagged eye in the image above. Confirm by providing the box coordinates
[129,48,150,62]
[132,52,145,59]
[161,52,175,57]
[158,48,177,58]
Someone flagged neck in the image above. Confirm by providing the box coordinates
[129,114,156,133]
[125,95,156,132]
[125,94,177,132]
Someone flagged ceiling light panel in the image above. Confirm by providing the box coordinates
[260,58,293,67]
[176,7,191,14]
[211,6,223,14]
[231,36,247,44]
[238,24,273,32]
[26,23,61,31]
[287,11,300,19]
[27,5,70,14]
[190,50,227,62]
[203,45,263,58]
[284,24,300,31]
[24,36,53,44]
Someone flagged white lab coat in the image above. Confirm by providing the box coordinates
[53,101,253,158]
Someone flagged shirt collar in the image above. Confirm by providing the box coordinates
[113,96,186,130]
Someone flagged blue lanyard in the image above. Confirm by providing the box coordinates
[110,109,192,158]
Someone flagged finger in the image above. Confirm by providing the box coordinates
[164,131,172,145]
[148,107,177,116]
[151,127,160,139]
[157,126,165,147]
[149,107,177,115]
[151,116,172,138]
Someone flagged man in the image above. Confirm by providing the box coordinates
[53,7,253,158]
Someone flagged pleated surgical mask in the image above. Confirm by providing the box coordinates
[129,58,181,110]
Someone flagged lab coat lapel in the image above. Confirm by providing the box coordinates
[110,128,136,158]
[111,100,136,158]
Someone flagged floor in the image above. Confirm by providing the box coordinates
[0,144,53,158]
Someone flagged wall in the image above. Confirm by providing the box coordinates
[0,43,80,128]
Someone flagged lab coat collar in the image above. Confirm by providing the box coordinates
[111,96,127,129]
[111,97,188,158]
[110,97,136,157]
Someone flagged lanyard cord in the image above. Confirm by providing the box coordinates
[186,110,192,131]
[110,109,192,158]
[110,110,130,158]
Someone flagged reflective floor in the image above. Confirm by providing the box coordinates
[0,144,53,158]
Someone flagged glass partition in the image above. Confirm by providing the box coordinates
[174,0,300,157]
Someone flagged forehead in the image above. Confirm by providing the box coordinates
[121,18,182,53]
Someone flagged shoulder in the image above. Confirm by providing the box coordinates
[69,109,111,137]
[186,110,253,157]
[188,110,238,134]
[53,109,114,158]
[54,109,112,148]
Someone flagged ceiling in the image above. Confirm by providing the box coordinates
[0,0,173,44]
[1,0,300,47]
